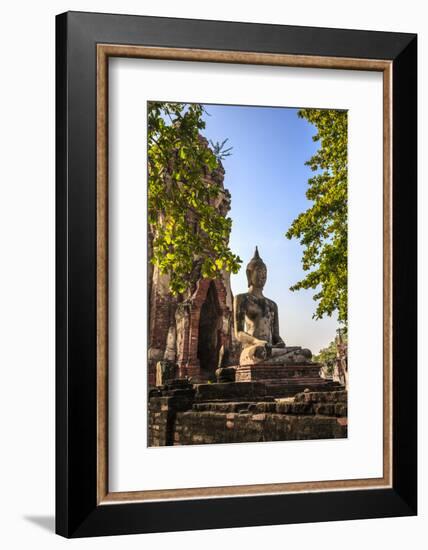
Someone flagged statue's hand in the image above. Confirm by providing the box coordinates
[254,338,269,347]
[253,342,271,361]
[240,340,272,365]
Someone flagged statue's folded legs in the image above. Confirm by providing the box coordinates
[239,343,312,366]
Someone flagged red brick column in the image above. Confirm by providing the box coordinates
[175,277,232,381]
[188,278,230,380]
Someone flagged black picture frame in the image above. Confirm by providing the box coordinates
[56,11,417,538]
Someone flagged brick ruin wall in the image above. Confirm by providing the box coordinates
[148,387,347,446]
[173,410,346,446]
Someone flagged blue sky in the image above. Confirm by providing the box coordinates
[200,104,338,354]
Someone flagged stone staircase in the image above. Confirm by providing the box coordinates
[233,363,341,398]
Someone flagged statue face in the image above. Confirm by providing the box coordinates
[250,265,267,289]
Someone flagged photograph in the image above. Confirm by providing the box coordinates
[147,101,349,446]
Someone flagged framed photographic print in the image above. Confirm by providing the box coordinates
[56,11,417,538]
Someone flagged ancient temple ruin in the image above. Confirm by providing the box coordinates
[148,138,236,385]
[147,138,347,446]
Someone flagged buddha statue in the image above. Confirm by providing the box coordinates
[233,247,312,366]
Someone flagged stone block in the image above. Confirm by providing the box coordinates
[215,366,236,383]
[294,390,347,404]
[155,361,177,386]
[250,402,277,413]
[313,403,335,416]
[334,403,348,417]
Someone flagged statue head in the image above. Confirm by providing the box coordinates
[246,246,267,289]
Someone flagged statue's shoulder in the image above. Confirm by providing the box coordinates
[265,297,278,310]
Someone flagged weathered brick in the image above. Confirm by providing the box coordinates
[335,403,348,416]
[313,403,335,416]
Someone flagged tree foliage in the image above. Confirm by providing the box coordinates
[313,331,348,374]
[148,102,241,295]
[286,109,348,324]
[313,340,337,373]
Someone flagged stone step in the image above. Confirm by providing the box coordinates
[265,381,342,398]
[193,379,343,402]
[269,380,340,386]
[194,381,268,402]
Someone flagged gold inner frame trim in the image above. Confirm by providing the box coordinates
[96,43,393,504]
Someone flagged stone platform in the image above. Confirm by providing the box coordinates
[235,363,322,382]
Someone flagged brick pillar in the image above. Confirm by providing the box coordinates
[175,302,191,378]
[174,277,232,382]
